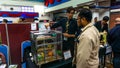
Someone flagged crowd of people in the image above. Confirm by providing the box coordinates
[1,6,119,68]
[51,7,119,68]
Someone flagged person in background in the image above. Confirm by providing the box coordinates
[94,17,98,23]
[107,17,120,68]
[2,19,8,24]
[94,16,109,44]
[18,18,25,23]
[75,8,100,68]
[49,21,55,30]
[34,18,39,23]
[94,16,109,32]
[51,7,78,58]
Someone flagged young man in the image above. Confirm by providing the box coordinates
[75,8,100,68]
[51,7,78,58]
[107,17,120,68]
[94,16,109,32]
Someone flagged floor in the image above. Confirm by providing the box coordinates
[105,55,113,68]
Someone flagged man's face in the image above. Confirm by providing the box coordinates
[67,10,75,19]
[94,17,97,23]
[77,16,85,27]
[115,18,120,24]
[77,16,88,27]
[102,20,108,24]
[77,16,81,26]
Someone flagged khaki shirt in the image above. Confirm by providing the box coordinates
[75,23,100,68]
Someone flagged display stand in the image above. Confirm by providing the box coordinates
[30,30,63,66]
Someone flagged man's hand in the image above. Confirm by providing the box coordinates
[63,33,70,37]
[63,33,75,38]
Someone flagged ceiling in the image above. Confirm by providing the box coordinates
[25,0,44,2]
[13,0,44,2]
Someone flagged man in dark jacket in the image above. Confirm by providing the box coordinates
[51,7,78,58]
[107,17,120,68]
[94,16,109,32]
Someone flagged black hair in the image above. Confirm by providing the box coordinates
[103,16,109,22]
[2,19,8,23]
[20,18,25,21]
[66,7,75,13]
[34,18,38,21]
[78,8,92,22]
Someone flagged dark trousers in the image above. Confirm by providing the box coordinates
[113,57,120,68]
[60,40,75,68]
[63,40,75,58]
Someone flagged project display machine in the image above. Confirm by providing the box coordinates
[30,30,63,65]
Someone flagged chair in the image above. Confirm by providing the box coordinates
[21,40,31,68]
[22,62,26,68]
[0,44,9,66]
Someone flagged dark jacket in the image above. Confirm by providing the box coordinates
[51,18,78,57]
[107,24,120,53]
[51,18,78,41]
[94,21,108,32]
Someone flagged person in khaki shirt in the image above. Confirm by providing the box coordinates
[74,8,100,68]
